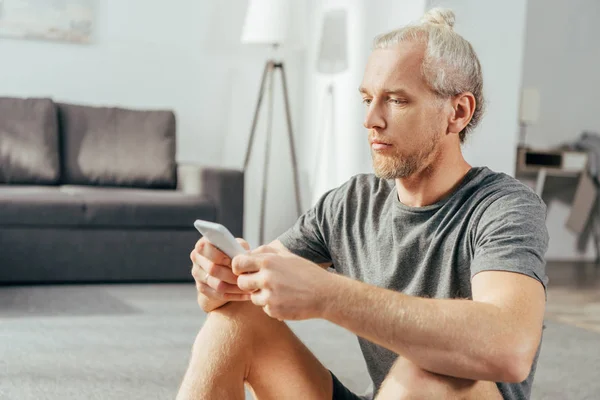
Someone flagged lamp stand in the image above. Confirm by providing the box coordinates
[310,82,336,204]
[244,60,302,245]
[518,121,530,149]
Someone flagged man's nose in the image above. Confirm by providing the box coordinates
[363,102,386,130]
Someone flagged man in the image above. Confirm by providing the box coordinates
[177,7,548,400]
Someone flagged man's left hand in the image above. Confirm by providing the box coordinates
[232,246,334,321]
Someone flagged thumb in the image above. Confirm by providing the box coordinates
[236,238,251,251]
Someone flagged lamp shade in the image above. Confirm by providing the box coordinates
[519,87,540,125]
[241,0,291,45]
[317,8,348,74]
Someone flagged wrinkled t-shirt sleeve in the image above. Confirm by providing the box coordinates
[276,187,339,264]
[471,189,549,290]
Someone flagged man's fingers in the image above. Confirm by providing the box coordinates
[205,275,248,295]
[191,263,245,294]
[250,289,269,307]
[232,251,281,276]
[191,263,205,285]
[194,253,238,284]
[251,290,283,321]
[236,238,251,251]
[232,254,263,275]
[198,282,251,302]
[237,273,263,292]
[195,239,231,266]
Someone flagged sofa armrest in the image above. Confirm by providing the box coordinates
[177,164,244,238]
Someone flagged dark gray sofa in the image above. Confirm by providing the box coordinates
[0,97,243,284]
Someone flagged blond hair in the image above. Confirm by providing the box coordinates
[373,8,485,143]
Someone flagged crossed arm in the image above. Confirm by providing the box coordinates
[243,240,546,384]
[320,268,545,383]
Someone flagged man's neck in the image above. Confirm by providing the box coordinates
[395,157,472,208]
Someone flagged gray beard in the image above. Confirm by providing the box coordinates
[371,151,420,179]
[371,133,440,180]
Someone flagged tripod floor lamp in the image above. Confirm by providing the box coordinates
[241,0,302,245]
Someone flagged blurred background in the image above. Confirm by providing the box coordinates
[1,0,599,399]
[1,0,597,253]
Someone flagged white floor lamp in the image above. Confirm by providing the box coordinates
[311,8,349,204]
[241,0,302,245]
[518,87,540,148]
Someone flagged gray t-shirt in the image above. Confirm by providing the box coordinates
[278,166,549,400]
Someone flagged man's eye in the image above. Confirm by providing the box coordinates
[362,98,372,106]
[389,98,406,105]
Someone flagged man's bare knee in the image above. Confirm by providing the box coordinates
[208,300,276,323]
[376,357,435,400]
[196,301,332,400]
[195,301,284,359]
[202,301,281,338]
[208,299,262,318]
[178,303,268,400]
[376,357,500,400]
[193,303,255,355]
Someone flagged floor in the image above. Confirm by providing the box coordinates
[545,261,600,333]
[1,262,599,399]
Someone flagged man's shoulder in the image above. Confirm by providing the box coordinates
[318,173,393,213]
[469,167,546,221]
[342,173,394,193]
[331,173,395,203]
[483,168,541,196]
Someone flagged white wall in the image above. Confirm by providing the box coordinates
[426,0,528,176]
[301,0,427,206]
[301,0,528,208]
[0,0,222,165]
[522,0,600,150]
[0,0,307,248]
[521,0,600,261]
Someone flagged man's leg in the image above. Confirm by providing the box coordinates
[177,301,333,400]
[375,357,503,400]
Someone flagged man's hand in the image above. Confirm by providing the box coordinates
[233,246,334,321]
[190,237,251,313]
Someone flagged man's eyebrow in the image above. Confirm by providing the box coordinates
[358,86,411,96]
[383,88,410,96]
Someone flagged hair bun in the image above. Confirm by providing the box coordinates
[421,8,455,29]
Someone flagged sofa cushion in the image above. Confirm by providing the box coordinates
[0,186,85,226]
[58,103,177,189]
[0,185,215,228]
[0,97,60,184]
[60,185,215,228]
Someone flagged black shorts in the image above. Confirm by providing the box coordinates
[330,371,364,400]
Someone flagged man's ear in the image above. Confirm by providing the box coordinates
[447,92,475,135]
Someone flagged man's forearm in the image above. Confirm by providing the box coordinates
[320,273,534,382]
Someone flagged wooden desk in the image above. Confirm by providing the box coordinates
[515,147,587,197]
[515,147,599,263]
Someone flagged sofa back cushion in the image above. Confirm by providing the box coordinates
[58,103,177,189]
[0,97,60,184]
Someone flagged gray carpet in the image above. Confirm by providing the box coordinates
[0,284,598,400]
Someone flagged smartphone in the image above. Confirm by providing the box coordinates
[193,220,247,258]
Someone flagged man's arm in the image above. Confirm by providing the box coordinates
[320,269,545,383]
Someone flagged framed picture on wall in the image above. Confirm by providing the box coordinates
[0,0,94,44]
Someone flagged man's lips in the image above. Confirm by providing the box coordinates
[370,139,393,150]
